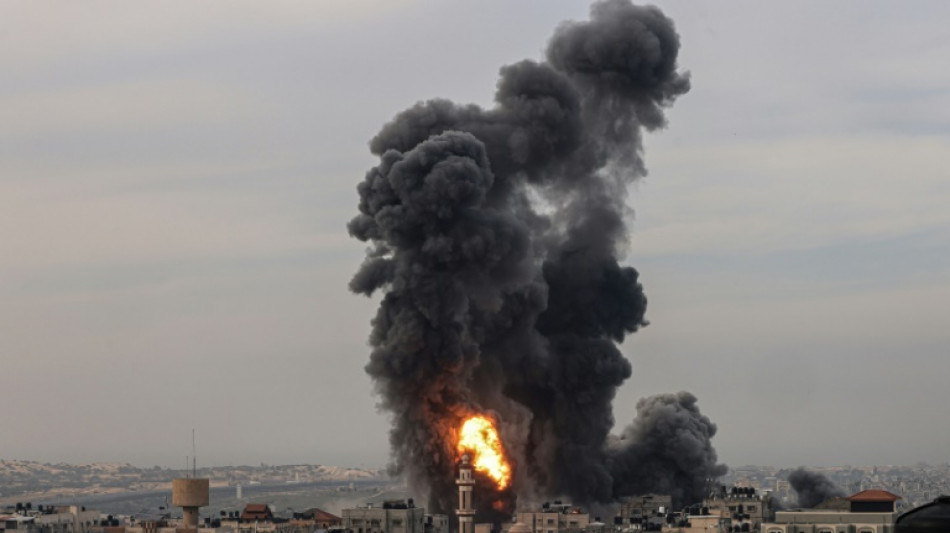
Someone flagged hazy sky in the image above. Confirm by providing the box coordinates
[3,1,949,470]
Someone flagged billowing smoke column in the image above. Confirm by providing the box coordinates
[606,393,725,506]
[788,468,846,508]
[348,0,725,516]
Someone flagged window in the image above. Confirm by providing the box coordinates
[547,520,555,525]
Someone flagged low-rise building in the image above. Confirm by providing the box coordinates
[95,522,218,533]
[615,495,674,530]
[341,500,425,533]
[1,506,100,533]
[292,509,341,530]
[762,490,902,533]
[516,502,590,533]
[240,505,273,523]
[621,496,674,521]
[704,486,775,532]
[672,514,731,533]
[423,515,447,533]
[208,503,297,533]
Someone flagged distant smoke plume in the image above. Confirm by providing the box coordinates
[606,393,726,506]
[789,468,845,508]
[348,0,724,516]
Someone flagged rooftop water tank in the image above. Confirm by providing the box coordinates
[896,495,950,533]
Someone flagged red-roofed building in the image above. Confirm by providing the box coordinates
[763,489,904,533]
[292,508,341,530]
[241,504,273,522]
[848,490,902,513]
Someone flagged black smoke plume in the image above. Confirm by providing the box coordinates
[606,392,726,506]
[348,0,724,516]
[788,468,846,508]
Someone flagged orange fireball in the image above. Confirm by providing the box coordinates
[458,415,511,490]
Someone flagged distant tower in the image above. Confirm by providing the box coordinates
[174,431,209,529]
[457,454,475,533]
[173,478,209,528]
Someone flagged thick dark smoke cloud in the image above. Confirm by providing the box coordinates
[788,468,846,508]
[607,393,727,506]
[348,0,723,516]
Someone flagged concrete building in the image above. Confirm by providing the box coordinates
[670,514,732,533]
[775,482,791,503]
[846,492,901,514]
[96,524,218,533]
[515,503,590,533]
[704,486,775,532]
[0,517,35,533]
[291,509,341,530]
[506,522,529,533]
[814,500,850,512]
[761,490,902,533]
[763,510,898,533]
[341,501,425,533]
[199,502,297,533]
[621,496,673,522]
[423,515,448,533]
[0,506,100,533]
[217,510,297,533]
[615,495,673,530]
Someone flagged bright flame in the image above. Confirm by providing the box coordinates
[458,415,511,490]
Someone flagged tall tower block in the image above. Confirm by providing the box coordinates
[456,454,475,533]
[173,478,209,528]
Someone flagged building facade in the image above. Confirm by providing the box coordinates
[423,515,447,533]
[292,508,342,530]
[341,502,425,533]
[762,489,902,533]
[614,495,673,530]
[619,496,673,522]
[762,510,898,533]
[516,503,590,533]
[704,486,775,532]
[1,506,100,533]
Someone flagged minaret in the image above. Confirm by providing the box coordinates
[457,454,475,533]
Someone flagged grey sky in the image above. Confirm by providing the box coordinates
[2,1,949,469]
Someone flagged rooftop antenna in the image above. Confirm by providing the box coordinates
[192,428,197,479]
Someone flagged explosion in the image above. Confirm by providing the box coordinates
[458,415,511,490]
[349,0,727,515]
